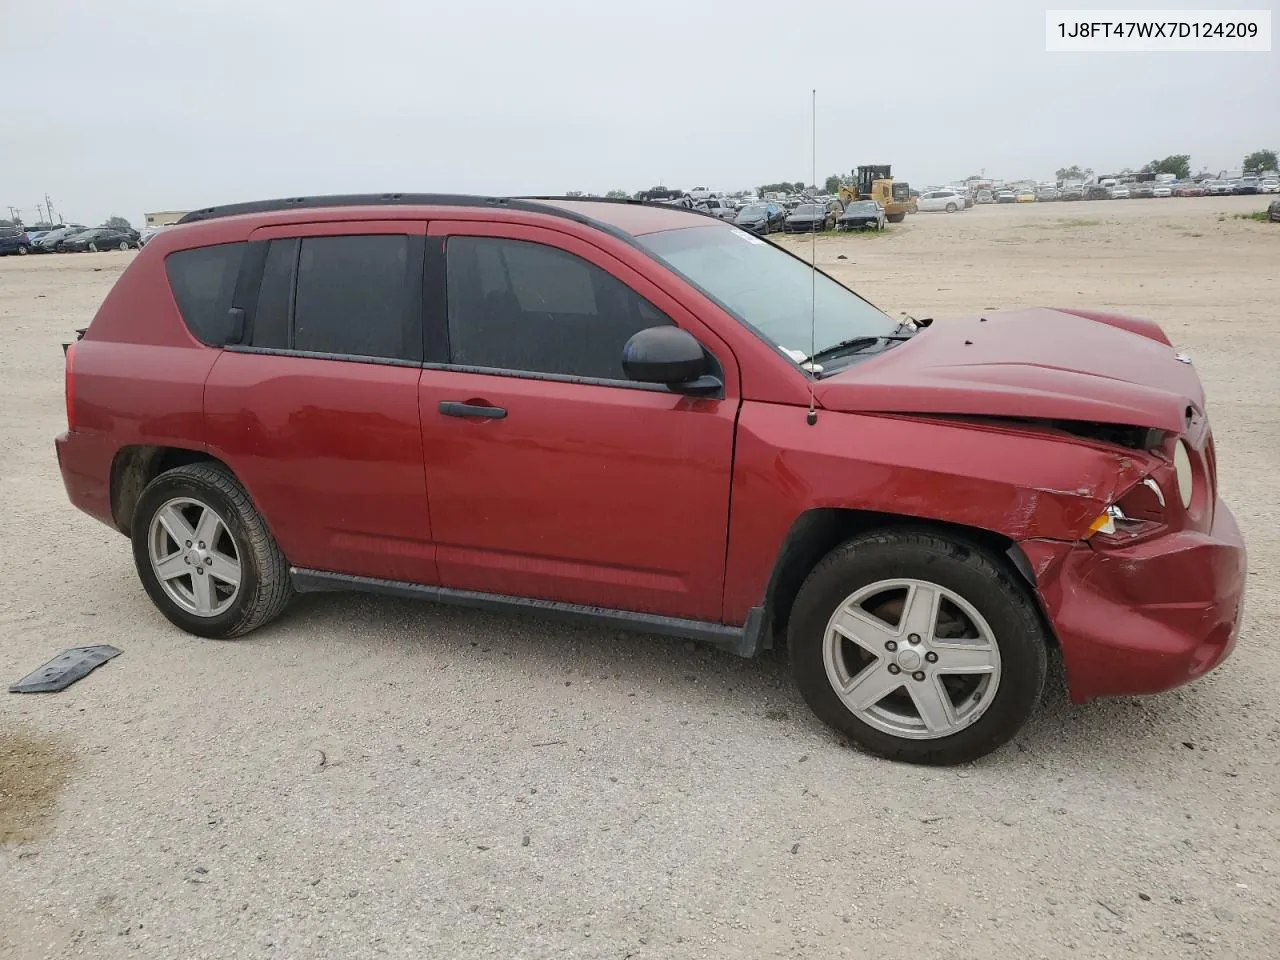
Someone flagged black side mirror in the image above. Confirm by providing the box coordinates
[622,327,721,396]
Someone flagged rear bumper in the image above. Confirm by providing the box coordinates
[1024,499,1246,703]
[55,430,117,530]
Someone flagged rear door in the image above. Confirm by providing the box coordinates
[202,221,436,584]
[416,221,739,621]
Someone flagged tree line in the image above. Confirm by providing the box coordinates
[1055,149,1276,182]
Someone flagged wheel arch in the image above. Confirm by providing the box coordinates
[110,445,226,535]
[759,508,1046,651]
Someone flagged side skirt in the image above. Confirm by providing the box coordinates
[290,568,767,658]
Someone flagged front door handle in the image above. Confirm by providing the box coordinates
[438,400,507,420]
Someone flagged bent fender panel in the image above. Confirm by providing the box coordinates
[721,405,1147,624]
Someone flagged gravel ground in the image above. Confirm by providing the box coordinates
[2,196,1278,959]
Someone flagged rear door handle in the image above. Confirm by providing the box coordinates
[438,401,507,420]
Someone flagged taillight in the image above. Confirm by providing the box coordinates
[64,340,76,431]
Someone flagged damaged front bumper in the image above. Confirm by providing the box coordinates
[1020,497,1246,703]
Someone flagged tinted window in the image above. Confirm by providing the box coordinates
[165,243,246,345]
[293,235,412,360]
[251,238,296,349]
[445,236,673,380]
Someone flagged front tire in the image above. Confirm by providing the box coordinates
[118,241,129,251]
[132,462,293,639]
[788,530,1047,765]
[945,203,958,213]
[88,242,98,252]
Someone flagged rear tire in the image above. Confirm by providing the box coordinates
[131,462,293,639]
[788,529,1047,765]
[17,245,29,255]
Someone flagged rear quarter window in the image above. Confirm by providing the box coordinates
[164,243,246,345]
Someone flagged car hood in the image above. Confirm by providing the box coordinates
[813,308,1203,433]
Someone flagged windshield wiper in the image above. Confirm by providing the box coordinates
[802,333,914,366]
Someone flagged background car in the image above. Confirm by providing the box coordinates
[734,202,785,234]
[1174,182,1206,197]
[836,200,886,231]
[33,225,87,252]
[1234,177,1261,195]
[60,227,140,252]
[918,189,966,213]
[0,223,32,256]
[1131,183,1155,199]
[1259,179,1279,194]
[1152,183,1173,198]
[995,189,1017,204]
[694,197,738,221]
[783,202,838,232]
[1206,180,1233,195]
[1108,185,1131,199]
[1016,189,1036,203]
[1036,186,1059,201]
[1058,185,1084,201]
[139,226,172,246]
[975,189,994,203]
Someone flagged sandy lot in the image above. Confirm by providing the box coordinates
[2,196,1278,959]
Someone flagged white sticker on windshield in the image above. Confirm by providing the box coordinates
[732,230,765,244]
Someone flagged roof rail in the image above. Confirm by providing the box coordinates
[176,192,728,227]
[176,193,578,225]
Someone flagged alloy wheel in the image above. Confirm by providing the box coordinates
[148,497,242,617]
[822,578,1001,739]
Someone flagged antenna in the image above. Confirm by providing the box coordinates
[806,88,818,426]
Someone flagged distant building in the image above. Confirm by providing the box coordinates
[145,210,187,227]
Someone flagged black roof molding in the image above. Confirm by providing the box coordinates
[176,192,726,228]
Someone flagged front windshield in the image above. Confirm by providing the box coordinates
[846,202,878,213]
[794,204,822,215]
[737,205,766,218]
[639,224,898,369]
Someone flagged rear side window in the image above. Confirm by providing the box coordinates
[250,239,296,350]
[245,234,419,362]
[294,236,412,360]
[164,243,246,345]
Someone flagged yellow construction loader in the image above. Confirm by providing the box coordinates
[838,165,916,222]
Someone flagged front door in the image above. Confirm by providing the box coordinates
[417,221,739,622]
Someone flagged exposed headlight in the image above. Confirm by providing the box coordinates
[1088,504,1127,536]
[1173,440,1194,509]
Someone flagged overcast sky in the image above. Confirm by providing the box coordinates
[3,0,1276,225]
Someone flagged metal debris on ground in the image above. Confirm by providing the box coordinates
[9,646,122,693]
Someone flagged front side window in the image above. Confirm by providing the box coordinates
[445,236,673,381]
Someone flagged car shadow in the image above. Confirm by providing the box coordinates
[271,591,1207,770]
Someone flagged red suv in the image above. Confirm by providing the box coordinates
[55,194,1246,764]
